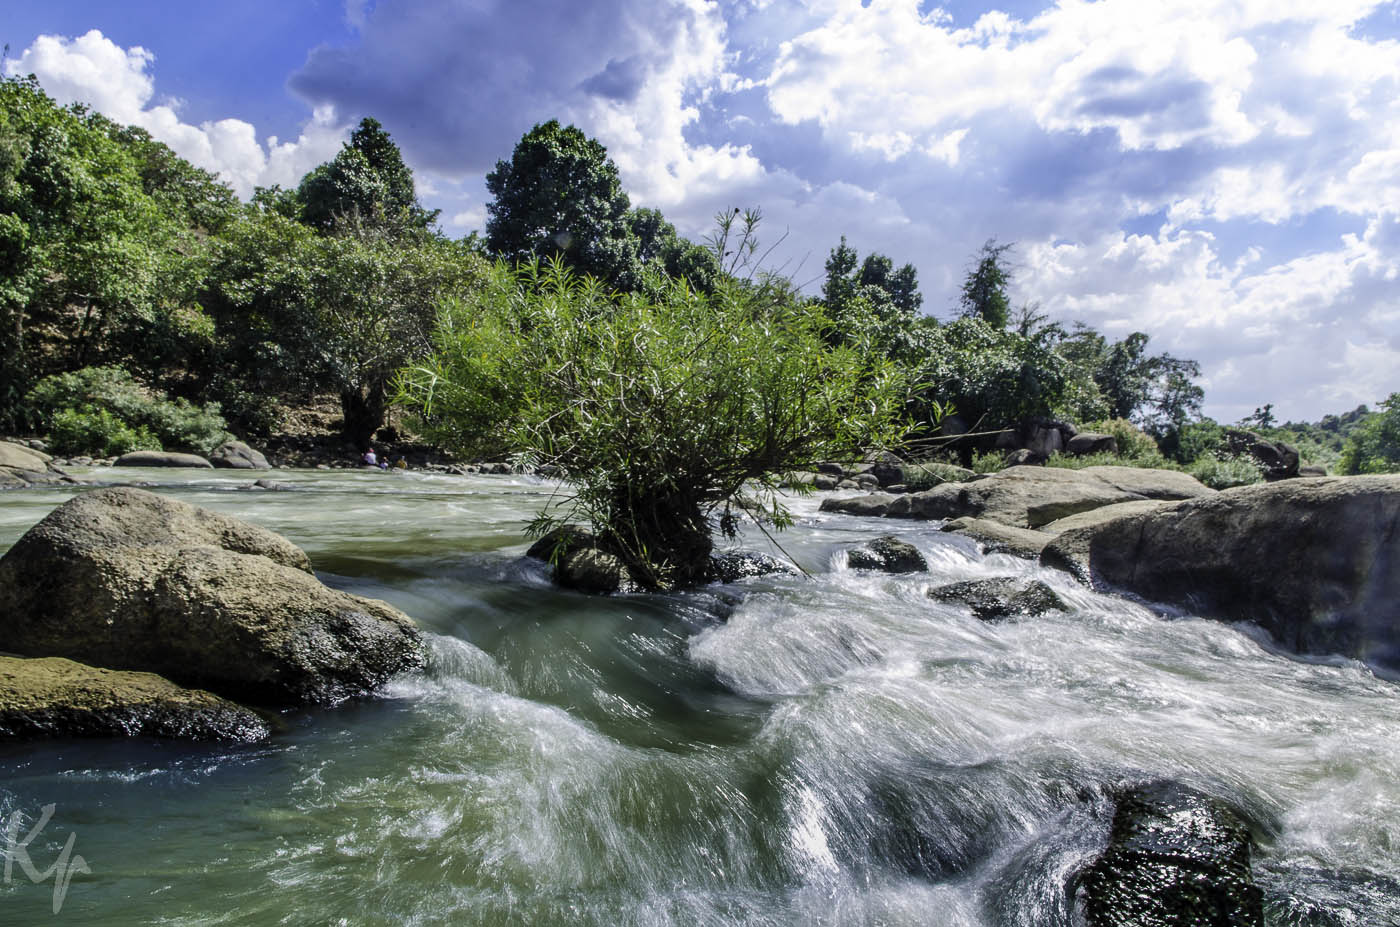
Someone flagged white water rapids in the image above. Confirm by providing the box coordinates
[1,468,1396,925]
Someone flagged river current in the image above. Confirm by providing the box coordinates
[1,468,1397,925]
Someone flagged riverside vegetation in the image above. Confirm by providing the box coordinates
[3,70,1400,925]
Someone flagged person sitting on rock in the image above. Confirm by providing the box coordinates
[362,448,378,467]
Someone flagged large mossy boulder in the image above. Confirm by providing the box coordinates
[1041,476,1400,677]
[1078,782,1263,926]
[0,487,423,706]
[0,655,269,742]
[887,466,1213,528]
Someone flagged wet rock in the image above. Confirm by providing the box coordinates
[847,536,928,573]
[1256,862,1400,926]
[557,547,638,595]
[0,487,423,706]
[0,655,269,743]
[525,525,597,562]
[114,450,214,468]
[928,577,1067,621]
[939,517,1052,559]
[1040,476,1400,678]
[711,550,799,583]
[250,479,295,491]
[209,440,271,470]
[1078,781,1263,927]
[819,492,898,518]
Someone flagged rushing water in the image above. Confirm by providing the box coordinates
[1,468,1397,925]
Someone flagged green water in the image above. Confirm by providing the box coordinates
[1,469,1397,925]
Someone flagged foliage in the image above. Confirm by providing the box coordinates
[900,461,973,491]
[1186,453,1264,489]
[915,317,1071,431]
[1339,393,1400,474]
[821,236,924,364]
[25,366,229,453]
[970,449,1008,474]
[959,239,1014,329]
[296,118,436,234]
[47,407,161,457]
[398,260,907,589]
[0,75,235,428]
[1084,418,1163,461]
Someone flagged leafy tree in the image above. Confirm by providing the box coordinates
[485,121,634,283]
[821,236,924,365]
[398,260,906,589]
[1339,393,1400,474]
[297,117,436,234]
[622,207,719,294]
[959,239,1014,328]
[0,74,232,429]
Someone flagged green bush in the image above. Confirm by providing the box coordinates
[970,450,1007,473]
[1339,394,1400,474]
[1083,418,1161,461]
[48,408,161,457]
[1187,454,1264,489]
[25,366,230,453]
[399,260,906,589]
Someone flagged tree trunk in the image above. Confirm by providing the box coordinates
[603,489,714,591]
[340,381,387,449]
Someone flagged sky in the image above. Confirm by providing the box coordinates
[5,0,1399,423]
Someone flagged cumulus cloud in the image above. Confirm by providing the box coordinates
[6,30,348,197]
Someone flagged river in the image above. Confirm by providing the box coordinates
[1,468,1397,925]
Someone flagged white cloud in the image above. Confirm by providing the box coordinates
[6,30,348,198]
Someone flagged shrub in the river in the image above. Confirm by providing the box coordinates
[398,259,906,589]
[25,366,230,454]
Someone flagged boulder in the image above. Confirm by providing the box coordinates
[114,450,214,469]
[1224,429,1299,481]
[1077,782,1263,926]
[0,439,75,489]
[894,466,1211,528]
[1040,476,1400,677]
[0,487,423,706]
[927,577,1067,621]
[1005,449,1044,467]
[846,536,929,573]
[0,655,269,743]
[525,524,596,562]
[815,461,846,476]
[819,492,898,518]
[779,471,819,489]
[711,551,799,583]
[813,474,841,491]
[939,517,1052,559]
[209,440,271,470]
[1026,424,1065,458]
[1038,499,1176,536]
[1068,432,1118,456]
[557,547,638,595]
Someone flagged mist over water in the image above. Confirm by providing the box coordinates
[2,469,1397,925]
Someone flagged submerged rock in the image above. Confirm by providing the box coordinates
[928,577,1067,621]
[1041,476,1400,678]
[711,550,799,583]
[846,536,928,573]
[0,655,269,742]
[1078,781,1263,927]
[0,487,423,706]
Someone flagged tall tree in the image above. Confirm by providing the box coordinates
[959,239,1014,329]
[484,121,633,282]
[297,117,436,234]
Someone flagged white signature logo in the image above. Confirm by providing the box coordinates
[4,805,90,914]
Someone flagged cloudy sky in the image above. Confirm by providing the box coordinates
[7,0,1399,422]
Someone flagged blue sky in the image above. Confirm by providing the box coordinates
[7,1,1399,422]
